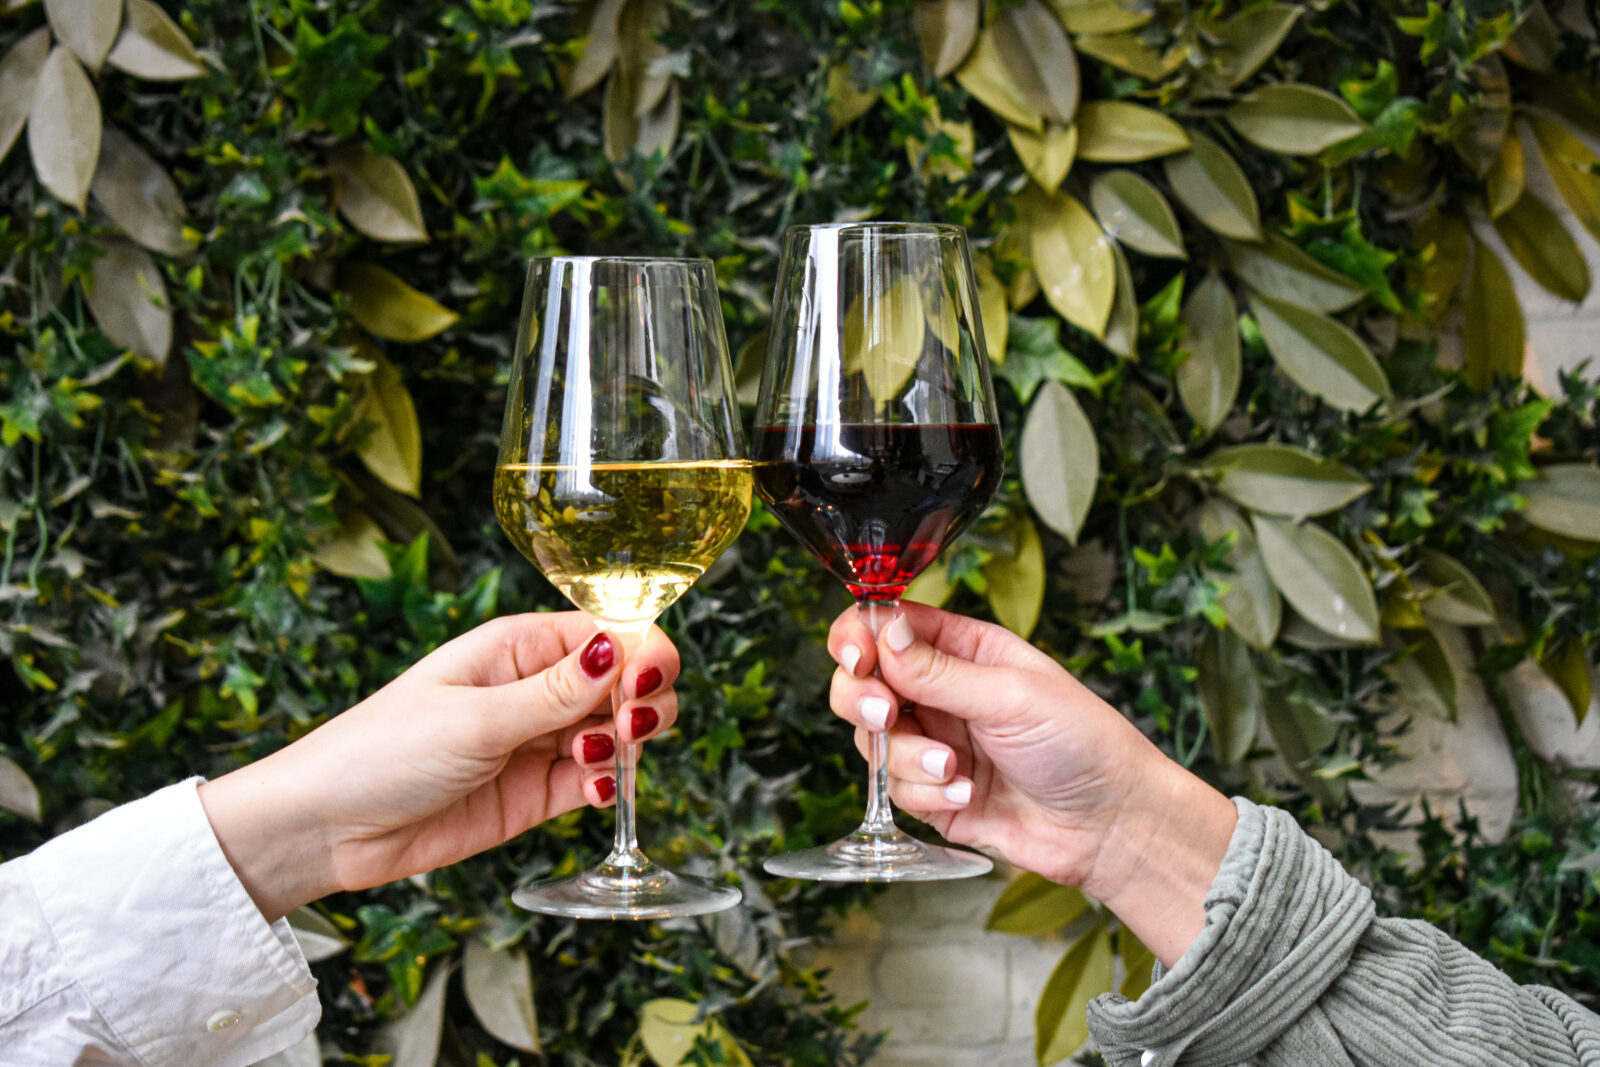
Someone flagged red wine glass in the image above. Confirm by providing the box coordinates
[753,222,1003,881]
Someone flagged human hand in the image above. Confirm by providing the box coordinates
[198,612,679,922]
[828,602,1236,965]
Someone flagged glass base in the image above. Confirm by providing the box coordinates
[512,855,742,920]
[763,826,994,882]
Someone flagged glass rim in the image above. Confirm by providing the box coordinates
[527,254,713,267]
[784,221,966,238]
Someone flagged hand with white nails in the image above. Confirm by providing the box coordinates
[827,602,1237,967]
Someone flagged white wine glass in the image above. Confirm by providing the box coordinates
[494,256,750,919]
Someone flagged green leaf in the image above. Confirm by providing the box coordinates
[1008,121,1077,192]
[1504,1,1559,71]
[1252,515,1380,645]
[915,0,979,78]
[973,252,1009,362]
[986,871,1091,934]
[1207,4,1300,88]
[1035,922,1113,1064]
[904,556,957,607]
[84,240,172,365]
[1021,379,1099,545]
[1250,294,1390,412]
[1196,499,1281,650]
[997,315,1097,402]
[843,271,926,406]
[355,351,423,496]
[1540,640,1593,725]
[1462,238,1524,391]
[330,144,429,244]
[282,17,387,137]
[1224,235,1366,313]
[1226,83,1365,155]
[0,755,42,821]
[1163,132,1262,242]
[1528,116,1600,245]
[1518,464,1600,542]
[28,46,101,212]
[1176,273,1239,432]
[1074,30,1180,81]
[986,517,1045,636]
[1197,627,1261,766]
[341,262,459,342]
[1492,194,1590,303]
[1048,0,1150,34]
[565,0,623,97]
[45,0,120,71]
[1384,625,1458,722]
[287,907,352,962]
[1025,190,1115,338]
[604,69,680,162]
[638,999,753,1067]
[1485,129,1525,219]
[1207,444,1370,519]
[1089,169,1186,260]
[991,0,1079,125]
[463,939,541,1053]
[1102,242,1138,359]
[1119,933,1157,1000]
[826,59,879,132]
[106,0,205,80]
[91,127,195,257]
[1414,211,1470,322]
[1416,549,1496,627]
[376,961,452,1067]
[1074,101,1189,162]
[1262,685,1342,807]
[0,28,49,168]
[312,509,392,579]
[956,25,1043,131]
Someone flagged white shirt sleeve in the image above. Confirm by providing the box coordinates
[0,777,321,1067]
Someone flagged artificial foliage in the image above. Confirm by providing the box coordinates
[1,0,1599,1063]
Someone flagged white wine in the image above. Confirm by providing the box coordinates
[493,460,752,625]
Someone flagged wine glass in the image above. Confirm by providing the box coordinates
[495,256,750,918]
[753,222,1003,881]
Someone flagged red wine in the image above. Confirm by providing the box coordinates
[754,423,1004,600]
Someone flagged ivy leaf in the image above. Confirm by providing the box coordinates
[1021,379,1099,545]
[282,17,388,137]
[1198,627,1261,766]
[1035,921,1113,1063]
[1252,515,1380,645]
[986,871,1090,934]
[1074,101,1188,162]
[1163,132,1262,242]
[997,315,1096,403]
[1176,272,1239,432]
[463,939,541,1053]
[1090,169,1186,260]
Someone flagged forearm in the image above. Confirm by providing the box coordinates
[199,753,337,923]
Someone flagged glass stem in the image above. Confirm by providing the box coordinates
[603,624,651,870]
[857,597,900,838]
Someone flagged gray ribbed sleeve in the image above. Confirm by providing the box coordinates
[1085,798,1600,1067]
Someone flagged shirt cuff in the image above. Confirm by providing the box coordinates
[1086,797,1376,1067]
[25,777,320,1067]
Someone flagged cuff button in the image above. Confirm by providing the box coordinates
[207,1010,242,1033]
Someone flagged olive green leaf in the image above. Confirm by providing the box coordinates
[1176,272,1238,431]
[329,145,429,244]
[355,351,423,497]
[904,556,957,607]
[1250,294,1390,412]
[45,0,120,71]
[1022,380,1098,545]
[1453,57,1510,178]
[986,517,1045,636]
[1036,921,1113,1063]
[565,0,623,98]
[29,46,102,212]
[1103,242,1138,359]
[973,251,1009,362]
[463,939,541,1053]
[1198,627,1261,766]
[1026,190,1115,337]
[91,127,195,257]
[914,0,979,78]
[1226,83,1365,155]
[312,509,391,578]
[84,240,171,365]
[1163,132,1262,242]
[1074,30,1180,81]
[1252,515,1380,645]
[732,328,767,407]
[906,107,974,180]
[1280,608,1371,649]
[1197,499,1281,650]
[1207,444,1370,519]
[1540,639,1593,724]
[997,315,1097,402]
[843,271,925,404]
[1493,193,1589,303]
[376,961,452,1067]
[1522,72,1600,143]
[0,28,49,167]
[605,69,679,162]
[1074,101,1188,162]
[1048,0,1151,34]
[638,999,753,1067]
[1119,934,1157,1000]
[341,263,459,342]
[987,871,1091,934]
[826,59,879,132]
[0,755,42,821]
[1090,169,1185,260]
[1384,625,1458,722]
[622,0,670,116]
[1462,238,1524,391]
[956,26,1043,131]
[1517,464,1600,542]
[1262,684,1341,807]
[1224,235,1366,313]
[1504,0,1559,71]
[1416,549,1496,627]
[1485,130,1525,219]
[1527,116,1600,245]
[286,907,351,963]
[1413,211,1470,322]
[106,0,205,80]
[1008,121,1077,192]
[1207,4,1300,88]
[992,0,1079,125]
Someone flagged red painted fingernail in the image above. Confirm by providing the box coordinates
[634,666,663,697]
[580,633,615,678]
[629,705,659,739]
[581,733,615,763]
[595,776,616,803]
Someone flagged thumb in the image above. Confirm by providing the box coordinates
[475,629,622,753]
[875,612,1032,723]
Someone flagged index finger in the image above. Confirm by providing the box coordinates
[420,612,625,688]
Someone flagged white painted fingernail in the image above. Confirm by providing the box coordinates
[840,643,862,676]
[859,695,891,730]
[884,615,914,653]
[920,749,950,779]
[943,780,972,805]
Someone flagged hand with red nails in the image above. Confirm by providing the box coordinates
[197,612,680,922]
[828,602,1236,967]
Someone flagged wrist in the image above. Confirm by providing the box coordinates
[198,757,337,923]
